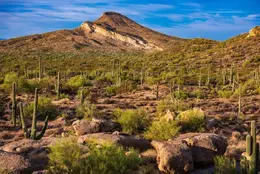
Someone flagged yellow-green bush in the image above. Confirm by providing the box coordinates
[176,108,205,132]
[113,108,149,135]
[214,156,237,174]
[76,101,97,119]
[24,96,58,120]
[48,137,142,174]
[144,118,180,140]
[217,89,233,98]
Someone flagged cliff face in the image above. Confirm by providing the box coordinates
[80,21,161,50]
[247,26,260,38]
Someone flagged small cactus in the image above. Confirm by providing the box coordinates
[11,82,17,127]
[242,120,259,174]
[238,84,242,115]
[80,89,85,105]
[19,88,49,140]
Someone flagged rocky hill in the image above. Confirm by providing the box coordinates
[0,12,183,53]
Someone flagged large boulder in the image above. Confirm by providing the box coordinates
[178,133,228,165]
[92,118,121,132]
[0,137,55,153]
[72,119,100,136]
[151,140,194,174]
[0,150,31,174]
[78,132,152,151]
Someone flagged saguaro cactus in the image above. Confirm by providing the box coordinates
[39,57,42,81]
[56,71,61,99]
[238,84,242,115]
[80,89,85,105]
[244,121,259,174]
[229,65,234,86]
[198,69,202,89]
[19,88,49,140]
[11,82,17,127]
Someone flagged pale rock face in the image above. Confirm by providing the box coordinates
[80,22,162,50]
[247,26,260,38]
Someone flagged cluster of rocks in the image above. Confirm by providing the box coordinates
[0,117,228,174]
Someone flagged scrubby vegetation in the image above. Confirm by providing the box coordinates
[48,137,142,174]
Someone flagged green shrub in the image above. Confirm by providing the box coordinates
[48,137,142,174]
[48,137,85,174]
[2,72,32,92]
[144,118,180,140]
[84,140,142,174]
[113,108,149,135]
[174,90,188,99]
[66,75,91,90]
[156,96,189,116]
[217,89,233,98]
[76,101,97,119]
[176,108,205,132]
[24,96,57,120]
[106,85,118,96]
[191,89,207,99]
[214,156,237,174]
[60,93,69,99]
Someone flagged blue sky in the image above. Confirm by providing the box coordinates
[0,0,259,40]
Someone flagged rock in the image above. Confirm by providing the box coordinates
[27,147,49,171]
[151,140,194,174]
[78,132,151,151]
[179,133,228,165]
[206,118,218,130]
[92,118,121,132]
[140,149,157,163]
[0,137,55,153]
[163,110,175,122]
[0,150,31,174]
[72,119,100,136]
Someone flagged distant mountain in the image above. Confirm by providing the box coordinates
[0,38,4,40]
[0,12,184,53]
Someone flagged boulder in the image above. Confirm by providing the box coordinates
[0,150,31,174]
[179,133,228,165]
[72,120,100,136]
[78,132,151,151]
[92,118,121,132]
[0,137,55,153]
[151,140,194,174]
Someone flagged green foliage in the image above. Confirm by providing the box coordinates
[214,156,237,174]
[113,108,149,135]
[174,90,188,100]
[24,96,57,120]
[176,108,205,132]
[1,72,32,92]
[106,85,118,96]
[156,96,189,116]
[217,89,233,98]
[65,75,91,91]
[144,118,180,140]
[48,137,142,174]
[191,89,207,99]
[48,137,84,174]
[76,101,97,119]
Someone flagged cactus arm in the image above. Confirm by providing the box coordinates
[30,88,38,139]
[80,89,84,105]
[35,115,49,140]
[18,103,29,138]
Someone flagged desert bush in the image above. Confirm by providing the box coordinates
[144,118,180,140]
[214,156,237,174]
[24,96,58,120]
[106,85,118,96]
[48,137,85,174]
[2,72,32,92]
[76,101,97,119]
[113,108,149,135]
[174,90,188,99]
[176,108,205,132]
[65,75,91,90]
[48,137,142,174]
[217,89,233,98]
[156,96,189,116]
[191,89,207,99]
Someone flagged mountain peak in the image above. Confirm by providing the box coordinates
[247,26,260,38]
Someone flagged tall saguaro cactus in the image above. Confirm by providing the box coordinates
[39,57,42,81]
[238,84,242,115]
[245,121,259,174]
[56,71,61,99]
[11,82,17,127]
[19,88,49,140]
